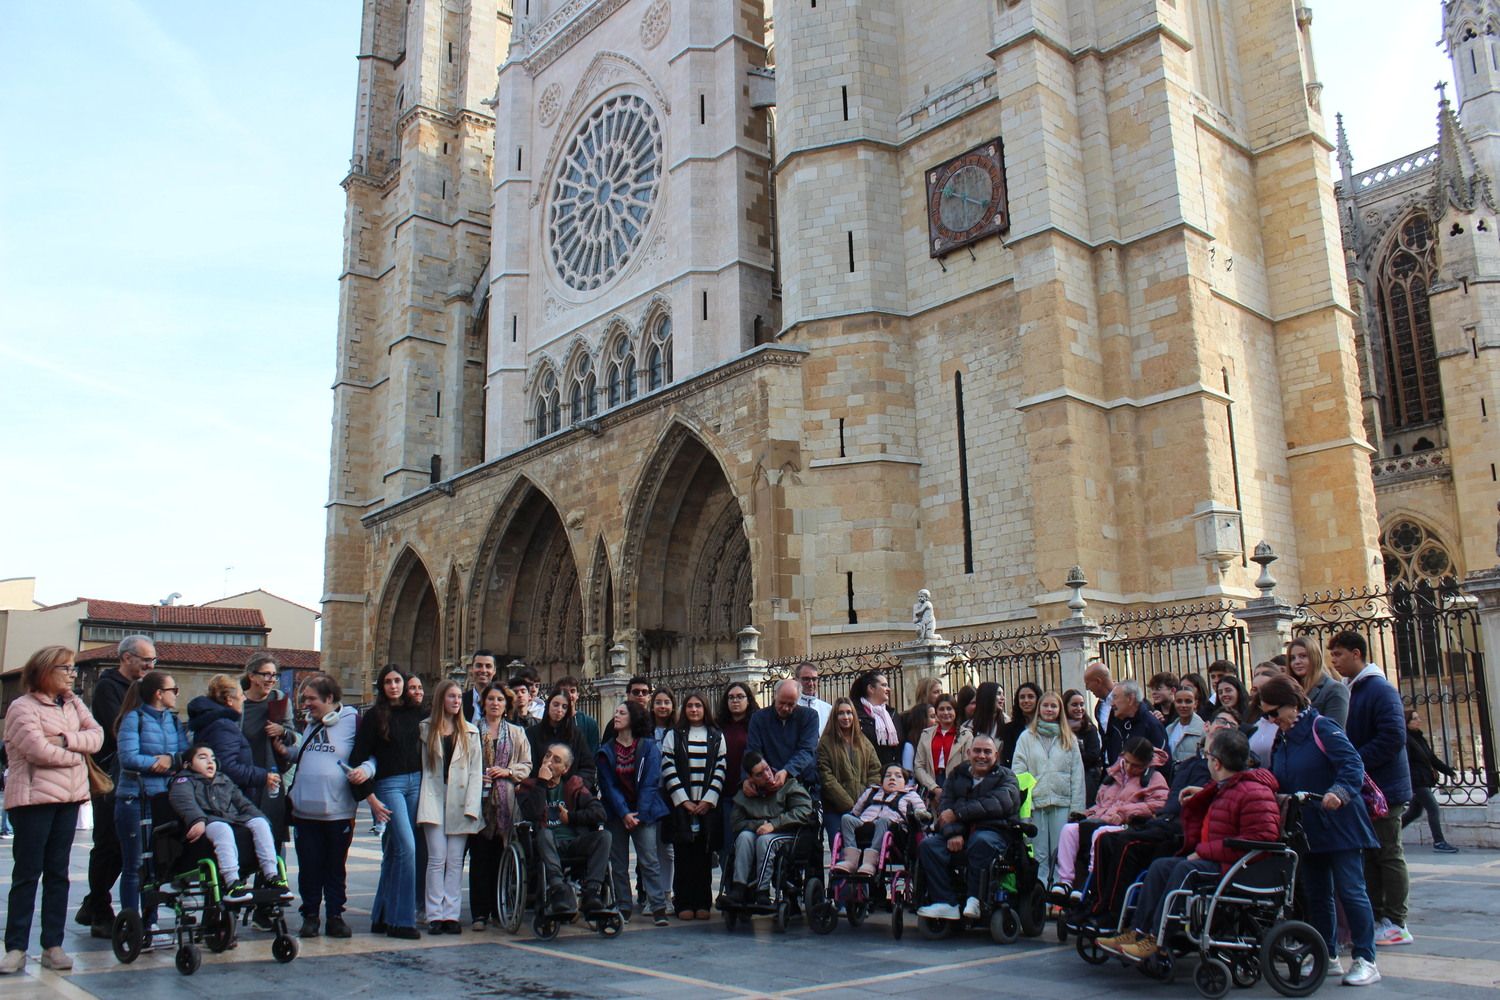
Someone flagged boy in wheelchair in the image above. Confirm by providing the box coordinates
[725,751,816,909]
[168,745,291,903]
[833,764,928,877]
[1097,728,1280,962]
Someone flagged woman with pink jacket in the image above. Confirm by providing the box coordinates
[1,646,104,975]
[1052,737,1169,893]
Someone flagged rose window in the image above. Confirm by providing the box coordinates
[547,94,662,292]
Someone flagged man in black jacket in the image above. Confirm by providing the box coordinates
[518,744,611,915]
[76,634,155,936]
[915,734,1021,921]
[1103,681,1168,770]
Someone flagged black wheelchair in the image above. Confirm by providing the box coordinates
[111,791,298,976]
[506,820,625,940]
[915,818,1047,944]
[720,816,825,933]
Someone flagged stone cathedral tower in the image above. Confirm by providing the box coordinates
[325,0,1382,689]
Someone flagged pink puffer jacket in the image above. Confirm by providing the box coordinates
[1085,756,1169,824]
[3,691,104,807]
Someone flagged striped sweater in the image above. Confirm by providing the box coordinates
[661,725,727,808]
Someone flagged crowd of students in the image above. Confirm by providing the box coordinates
[0,633,1462,985]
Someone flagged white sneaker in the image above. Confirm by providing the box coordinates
[1328,957,1344,976]
[1377,923,1414,946]
[1372,917,1395,942]
[916,902,962,920]
[1342,957,1381,986]
[962,897,981,920]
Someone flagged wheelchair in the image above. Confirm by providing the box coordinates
[915,818,1047,944]
[810,813,924,938]
[1075,792,1328,999]
[720,813,825,934]
[111,790,298,976]
[508,820,625,940]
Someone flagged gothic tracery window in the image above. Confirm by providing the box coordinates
[1380,519,1456,587]
[1376,214,1444,432]
[605,332,637,408]
[645,315,673,392]
[568,352,598,423]
[533,370,561,440]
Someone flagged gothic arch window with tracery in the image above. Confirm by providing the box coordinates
[568,352,598,424]
[533,369,561,440]
[605,331,637,409]
[1376,213,1444,432]
[1380,518,1457,586]
[645,314,673,392]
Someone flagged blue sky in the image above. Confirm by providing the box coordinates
[0,1,1459,614]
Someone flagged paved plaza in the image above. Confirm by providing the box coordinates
[2,830,1498,999]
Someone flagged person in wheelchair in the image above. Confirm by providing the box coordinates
[168,745,291,903]
[726,751,816,907]
[516,743,610,916]
[1097,728,1280,961]
[915,734,1022,921]
[833,764,928,877]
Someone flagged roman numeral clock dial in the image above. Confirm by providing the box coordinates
[926,140,1010,258]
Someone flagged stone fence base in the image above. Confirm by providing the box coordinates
[1401,804,1500,850]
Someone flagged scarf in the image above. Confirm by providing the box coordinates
[1034,720,1060,738]
[862,698,899,745]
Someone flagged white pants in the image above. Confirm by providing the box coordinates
[205,817,278,883]
[423,826,468,922]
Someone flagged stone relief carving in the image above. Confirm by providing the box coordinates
[640,0,670,49]
[538,82,563,127]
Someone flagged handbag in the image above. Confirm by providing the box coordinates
[85,754,115,797]
[1310,721,1389,818]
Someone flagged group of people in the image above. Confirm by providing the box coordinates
[0,632,1459,989]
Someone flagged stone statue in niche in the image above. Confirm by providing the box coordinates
[913,589,940,641]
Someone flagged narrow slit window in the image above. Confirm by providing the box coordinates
[845,571,857,625]
[847,231,855,272]
[516,146,523,171]
[841,86,849,121]
[511,315,518,342]
[700,94,706,124]
[838,417,846,458]
[954,372,974,574]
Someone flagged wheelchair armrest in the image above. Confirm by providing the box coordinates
[1014,822,1037,839]
[1225,838,1284,852]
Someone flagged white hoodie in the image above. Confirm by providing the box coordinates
[288,705,360,821]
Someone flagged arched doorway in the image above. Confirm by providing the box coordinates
[470,479,584,683]
[623,427,752,670]
[380,547,442,684]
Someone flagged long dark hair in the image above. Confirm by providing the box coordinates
[675,691,716,737]
[115,671,176,737]
[537,689,578,742]
[849,669,886,706]
[605,699,651,742]
[1179,673,1212,711]
[970,681,1003,738]
[1010,681,1042,726]
[718,681,759,723]
[369,664,415,742]
[1062,688,1096,733]
[650,686,677,732]
[1214,675,1254,724]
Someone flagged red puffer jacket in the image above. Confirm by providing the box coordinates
[1180,768,1281,870]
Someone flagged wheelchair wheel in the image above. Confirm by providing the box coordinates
[271,934,299,964]
[990,905,1021,945]
[846,898,869,929]
[497,840,527,934]
[600,913,624,937]
[175,943,202,976]
[807,879,837,935]
[890,898,905,940]
[534,914,561,940]
[1141,950,1175,983]
[1194,957,1232,1000]
[204,908,236,953]
[1018,889,1046,938]
[918,916,954,940]
[1075,930,1109,965]
[1230,957,1260,989]
[1258,920,1327,998]
[773,898,789,933]
[111,910,144,964]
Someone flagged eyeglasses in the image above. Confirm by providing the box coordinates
[253,671,278,680]
[129,655,158,665]
[161,686,180,694]
[53,665,78,674]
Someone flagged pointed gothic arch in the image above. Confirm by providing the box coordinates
[468,477,584,683]
[1374,211,1444,433]
[377,545,442,684]
[443,564,464,665]
[619,422,752,670]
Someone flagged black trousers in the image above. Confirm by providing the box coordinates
[292,819,354,920]
[82,792,120,920]
[469,833,504,922]
[536,829,609,892]
[5,802,80,951]
[673,833,714,911]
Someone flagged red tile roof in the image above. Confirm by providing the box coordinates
[82,600,266,629]
[73,643,319,670]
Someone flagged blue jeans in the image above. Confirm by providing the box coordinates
[115,796,147,914]
[1301,849,1377,963]
[371,773,421,929]
[4,802,80,951]
[920,828,1006,904]
[0,789,11,835]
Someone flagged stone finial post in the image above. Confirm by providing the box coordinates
[593,642,631,710]
[725,626,769,693]
[1050,566,1105,693]
[1236,542,1299,667]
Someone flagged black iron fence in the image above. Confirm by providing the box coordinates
[945,624,1062,698]
[760,641,908,709]
[1098,601,1250,687]
[1294,579,1495,804]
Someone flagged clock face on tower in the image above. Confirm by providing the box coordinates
[925,139,1009,258]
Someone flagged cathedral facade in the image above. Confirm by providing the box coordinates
[323,0,1381,687]
[1334,0,1500,594]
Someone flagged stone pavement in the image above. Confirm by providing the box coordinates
[1,829,1497,998]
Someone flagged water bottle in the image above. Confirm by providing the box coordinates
[268,765,280,799]
[690,815,701,837]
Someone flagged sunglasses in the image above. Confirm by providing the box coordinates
[1261,709,1281,721]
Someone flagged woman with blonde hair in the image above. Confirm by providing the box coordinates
[1011,690,1085,883]
[1287,636,1349,727]
[2,646,103,974]
[416,680,482,934]
[816,696,881,850]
